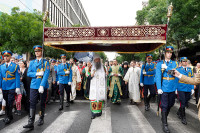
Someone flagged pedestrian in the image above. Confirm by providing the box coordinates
[57,54,72,110]
[69,58,81,103]
[124,60,141,104]
[89,54,106,119]
[108,59,123,104]
[176,57,194,125]
[82,61,92,99]
[156,46,178,133]
[0,50,20,124]
[23,45,50,129]
[46,59,56,104]
[121,61,129,99]
[140,54,156,111]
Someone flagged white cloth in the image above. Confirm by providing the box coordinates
[36,71,44,76]
[15,88,21,94]
[161,64,167,69]
[38,86,44,93]
[158,89,163,94]
[124,67,141,102]
[89,60,106,102]
[70,65,81,101]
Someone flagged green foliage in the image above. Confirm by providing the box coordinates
[0,7,72,59]
[135,0,200,59]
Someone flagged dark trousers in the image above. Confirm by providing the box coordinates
[161,92,176,112]
[30,89,47,110]
[59,84,71,102]
[3,89,15,118]
[143,85,156,97]
[178,91,191,108]
[195,85,200,104]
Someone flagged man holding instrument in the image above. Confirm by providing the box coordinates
[23,45,50,130]
[156,46,178,133]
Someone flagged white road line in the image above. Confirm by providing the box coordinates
[42,111,79,133]
[127,105,156,133]
[0,114,40,133]
[88,107,112,133]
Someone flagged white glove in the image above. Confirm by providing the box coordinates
[65,70,70,74]
[175,90,177,94]
[68,82,71,85]
[158,89,163,94]
[140,83,144,87]
[36,71,44,76]
[38,86,44,93]
[0,89,2,94]
[191,89,194,95]
[15,88,21,94]
[57,81,59,85]
[143,72,146,75]
[161,64,167,69]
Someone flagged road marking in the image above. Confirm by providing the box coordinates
[0,114,40,133]
[43,111,79,133]
[88,107,112,133]
[127,105,156,133]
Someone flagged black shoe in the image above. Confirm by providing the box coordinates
[17,110,22,116]
[66,102,70,107]
[161,111,170,133]
[181,108,187,125]
[4,117,13,125]
[23,109,35,130]
[145,105,149,111]
[70,100,74,104]
[91,115,95,119]
[37,118,44,126]
[59,105,63,111]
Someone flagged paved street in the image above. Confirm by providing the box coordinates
[0,98,199,133]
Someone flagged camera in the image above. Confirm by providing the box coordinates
[167,70,175,75]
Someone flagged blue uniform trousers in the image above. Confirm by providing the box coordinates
[2,89,15,107]
[178,91,191,108]
[161,92,176,112]
[143,85,156,97]
[30,89,47,110]
[3,89,15,118]
[59,84,71,102]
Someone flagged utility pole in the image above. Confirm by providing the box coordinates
[42,0,47,13]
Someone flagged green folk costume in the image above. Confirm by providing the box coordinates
[82,66,92,99]
[109,65,123,103]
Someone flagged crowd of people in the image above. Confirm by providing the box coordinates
[0,45,200,133]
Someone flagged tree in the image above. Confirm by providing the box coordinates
[136,0,200,58]
[0,7,72,59]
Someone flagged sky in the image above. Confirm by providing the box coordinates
[0,0,147,61]
[81,0,146,60]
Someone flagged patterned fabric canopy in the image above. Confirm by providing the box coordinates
[44,24,167,53]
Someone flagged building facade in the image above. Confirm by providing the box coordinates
[43,0,90,27]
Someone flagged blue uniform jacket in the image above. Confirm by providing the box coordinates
[0,62,20,90]
[57,63,72,84]
[27,59,50,89]
[177,66,194,92]
[140,62,156,85]
[156,60,179,92]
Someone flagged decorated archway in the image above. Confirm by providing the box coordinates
[44,24,167,53]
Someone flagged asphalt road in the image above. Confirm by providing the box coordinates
[0,97,199,133]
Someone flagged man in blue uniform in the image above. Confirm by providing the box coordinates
[140,54,156,111]
[0,51,20,124]
[52,59,58,101]
[57,54,72,110]
[176,57,194,125]
[23,45,50,129]
[156,46,178,133]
